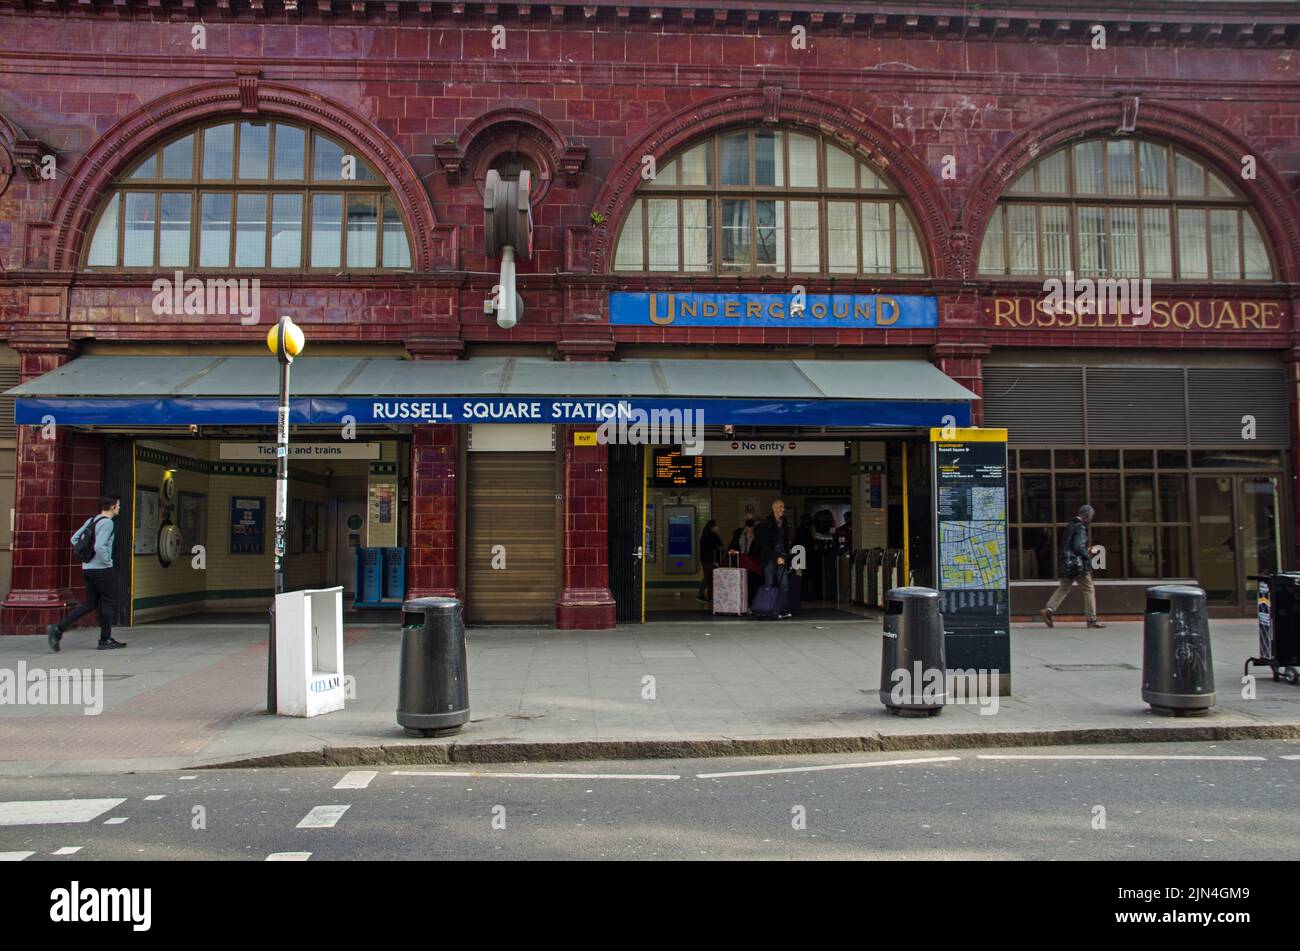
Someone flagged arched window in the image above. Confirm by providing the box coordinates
[978,136,1273,281]
[84,120,413,271]
[613,127,926,276]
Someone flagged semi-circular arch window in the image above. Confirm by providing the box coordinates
[977,136,1273,281]
[613,127,927,276]
[84,120,413,271]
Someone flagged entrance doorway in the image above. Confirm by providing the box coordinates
[1195,474,1281,609]
[607,444,645,623]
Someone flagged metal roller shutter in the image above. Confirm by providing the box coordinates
[982,367,1084,445]
[0,366,17,441]
[1084,367,1188,446]
[465,452,557,624]
[1186,368,1290,447]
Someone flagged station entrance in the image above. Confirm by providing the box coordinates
[609,433,935,622]
[104,433,407,626]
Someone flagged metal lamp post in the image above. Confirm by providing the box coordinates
[266,315,305,713]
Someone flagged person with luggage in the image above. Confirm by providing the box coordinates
[752,499,792,619]
[697,519,723,605]
[47,494,127,651]
[1041,503,1107,629]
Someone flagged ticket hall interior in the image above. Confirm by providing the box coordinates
[615,435,938,622]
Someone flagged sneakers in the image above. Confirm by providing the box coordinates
[779,612,793,619]
[97,638,128,650]
[1087,620,1107,629]
[47,624,62,652]
[1040,609,1055,628]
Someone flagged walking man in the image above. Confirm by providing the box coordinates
[48,494,127,651]
[1041,504,1106,629]
[753,499,793,619]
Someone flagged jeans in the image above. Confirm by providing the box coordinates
[763,561,789,614]
[1045,572,1097,621]
[57,567,117,641]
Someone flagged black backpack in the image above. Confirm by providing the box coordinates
[73,516,102,563]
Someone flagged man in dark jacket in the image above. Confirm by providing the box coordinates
[753,499,792,619]
[1041,504,1105,629]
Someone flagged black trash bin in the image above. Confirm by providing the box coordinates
[879,586,946,717]
[1142,584,1215,716]
[397,596,470,737]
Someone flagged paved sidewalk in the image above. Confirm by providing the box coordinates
[1,614,1298,775]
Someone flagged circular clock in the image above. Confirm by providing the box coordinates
[158,521,182,567]
[162,475,176,502]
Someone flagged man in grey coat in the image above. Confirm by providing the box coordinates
[48,494,127,651]
[1041,504,1106,629]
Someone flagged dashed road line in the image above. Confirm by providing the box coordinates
[51,847,82,856]
[334,771,378,790]
[103,817,128,825]
[0,799,126,826]
[696,756,960,779]
[393,770,681,781]
[144,795,166,801]
[0,852,35,861]
[297,805,350,829]
[267,852,312,861]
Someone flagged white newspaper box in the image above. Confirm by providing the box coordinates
[275,586,345,717]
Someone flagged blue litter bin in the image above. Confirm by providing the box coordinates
[384,547,406,600]
[357,547,383,604]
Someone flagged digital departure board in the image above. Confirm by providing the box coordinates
[651,447,706,487]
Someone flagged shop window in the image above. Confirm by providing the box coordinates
[614,127,927,277]
[1009,442,1204,582]
[83,121,411,271]
[978,136,1275,282]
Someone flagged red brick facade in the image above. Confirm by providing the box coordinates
[2,1,1300,631]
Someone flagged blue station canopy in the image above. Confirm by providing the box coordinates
[9,356,977,428]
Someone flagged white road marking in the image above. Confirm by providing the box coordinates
[144,795,166,801]
[1279,755,1300,760]
[0,852,34,861]
[103,817,128,825]
[393,770,681,781]
[297,805,350,828]
[179,776,197,781]
[696,756,960,779]
[266,852,312,861]
[51,847,82,856]
[334,771,378,790]
[0,799,126,826]
[978,754,1268,762]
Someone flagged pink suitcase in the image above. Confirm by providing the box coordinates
[712,567,748,616]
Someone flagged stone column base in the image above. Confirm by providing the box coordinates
[555,588,617,630]
[1,588,78,636]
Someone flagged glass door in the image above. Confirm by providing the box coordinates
[1195,476,1237,604]
[1239,475,1280,605]
[1194,474,1281,609]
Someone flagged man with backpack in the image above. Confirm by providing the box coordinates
[1041,503,1106,630]
[47,494,126,651]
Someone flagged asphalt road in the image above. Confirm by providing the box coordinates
[1,740,1297,861]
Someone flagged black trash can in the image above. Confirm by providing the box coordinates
[397,596,470,737]
[879,586,946,717]
[1142,584,1215,716]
